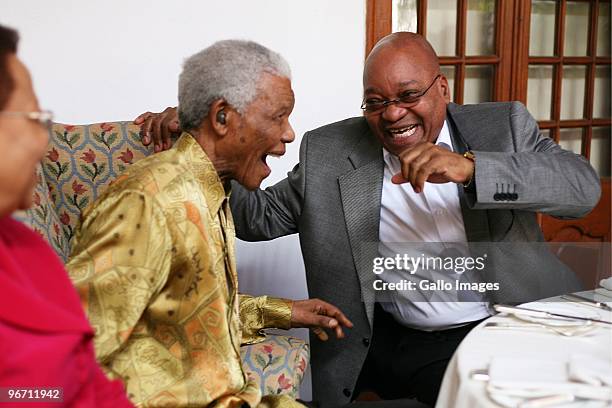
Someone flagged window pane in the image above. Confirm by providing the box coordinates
[598,3,611,56]
[427,0,457,56]
[392,0,418,33]
[540,128,553,139]
[559,128,584,155]
[440,65,456,102]
[527,65,554,120]
[591,127,611,177]
[530,0,557,56]
[561,65,587,120]
[466,0,496,55]
[564,1,590,56]
[464,65,494,104]
[594,65,611,119]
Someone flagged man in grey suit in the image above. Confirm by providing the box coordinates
[136,33,600,407]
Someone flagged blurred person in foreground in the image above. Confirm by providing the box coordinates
[66,40,353,408]
[0,24,133,407]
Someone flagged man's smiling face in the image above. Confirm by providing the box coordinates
[221,73,295,190]
[362,36,450,156]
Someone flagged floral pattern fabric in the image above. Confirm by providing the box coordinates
[241,336,309,398]
[16,122,152,262]
[16,122,153,261]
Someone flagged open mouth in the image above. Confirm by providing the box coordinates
[387,124,419,138]
[260,151,284,172]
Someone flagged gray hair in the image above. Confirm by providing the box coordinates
[178,39,291,131]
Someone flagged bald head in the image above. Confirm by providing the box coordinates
[365,32,440,83]
[371,32,437,54]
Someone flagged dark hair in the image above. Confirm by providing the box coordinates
[0,25,19,110]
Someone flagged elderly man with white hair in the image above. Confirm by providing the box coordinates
[66,40,352,408]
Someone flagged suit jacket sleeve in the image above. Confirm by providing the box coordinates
[231,132,307,241]
[467,101,601,219]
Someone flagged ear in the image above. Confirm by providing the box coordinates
[208,99,236,137]
[438,75,451,103]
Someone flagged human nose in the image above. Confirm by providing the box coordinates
[35,124,50,156]
[381,102,410,123]
[283,122,296,144]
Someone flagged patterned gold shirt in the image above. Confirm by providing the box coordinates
[66,133,299,408]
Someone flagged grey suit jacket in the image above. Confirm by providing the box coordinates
[230,102,601,407]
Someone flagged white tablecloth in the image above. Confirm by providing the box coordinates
[436,291,612,408]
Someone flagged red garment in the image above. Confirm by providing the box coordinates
[0,217,133,408]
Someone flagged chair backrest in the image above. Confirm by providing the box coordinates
[15,121,153,261]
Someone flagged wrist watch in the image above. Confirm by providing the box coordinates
[462,151,475,188]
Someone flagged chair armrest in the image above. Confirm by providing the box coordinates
[240,334,309,399]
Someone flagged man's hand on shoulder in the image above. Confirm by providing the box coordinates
[291,298,353,341]
[134,106,181,152]
[391,142,474,193]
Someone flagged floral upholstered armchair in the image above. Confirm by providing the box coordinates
[15,121,309,399]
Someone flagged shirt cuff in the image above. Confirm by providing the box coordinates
[239,295,293,345]
[263,297,293,330]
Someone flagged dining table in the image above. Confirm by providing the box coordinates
[435,290,612,408]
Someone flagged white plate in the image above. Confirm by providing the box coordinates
[512,302,601,327]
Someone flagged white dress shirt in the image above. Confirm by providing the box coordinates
[378,120,492,330]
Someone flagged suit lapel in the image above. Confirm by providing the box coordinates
[338,109,493,327]
[338,129,383,328]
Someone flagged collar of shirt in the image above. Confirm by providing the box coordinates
[175,132,230,215]
[383,120,453,167]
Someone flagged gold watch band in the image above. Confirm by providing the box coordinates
[462,151,475,188]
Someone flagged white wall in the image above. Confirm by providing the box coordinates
[1,0,366,399]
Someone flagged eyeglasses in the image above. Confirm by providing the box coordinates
[360,74,442,114]
[0,110,54,131]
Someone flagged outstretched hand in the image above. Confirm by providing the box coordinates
[133,106,181,152]
[291,298,353,341]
